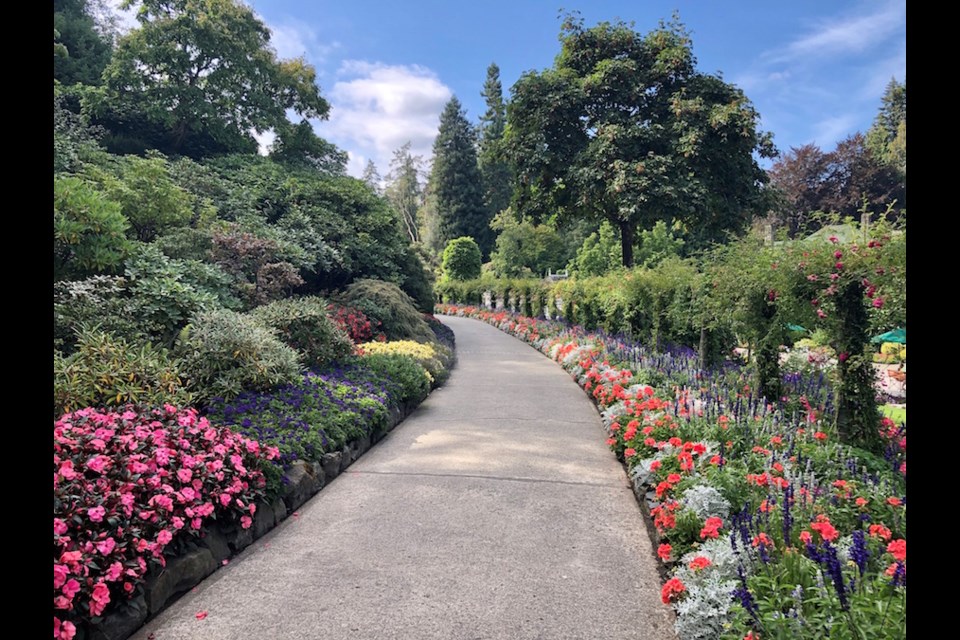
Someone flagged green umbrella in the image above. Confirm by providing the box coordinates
[871,328,906,344]
[786,324,806,332]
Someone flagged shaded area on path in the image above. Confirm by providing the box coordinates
[132,315,676,640]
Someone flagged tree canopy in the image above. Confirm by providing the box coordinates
[506,14,776,266]
[90,0,330,158]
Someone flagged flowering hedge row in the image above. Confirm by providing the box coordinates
[437,305,906,640]
[54,405,278,638]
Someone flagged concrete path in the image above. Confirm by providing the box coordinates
[132,316,676,640]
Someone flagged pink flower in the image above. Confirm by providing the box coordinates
[157,529,173,546]
[829,236,839,243]
[54,617,76,640]
[172,516,185,530]
[196,610,209,620]
[177,468,193,483]
[97,537,117,555]
[62,579,81,599]
[54,518,68,535]
[54,564,68,590]
[624,448,637,458]
[86,455,110,474]
[872,297,884,308]
[240,516,253,529]
[54,596,73,610]
[816,308,827,319]
[58,461,77,480]
[89,581,111,616]
[88,505,106,522]
[106,561,123,582]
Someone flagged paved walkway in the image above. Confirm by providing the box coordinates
[132,316,676,640]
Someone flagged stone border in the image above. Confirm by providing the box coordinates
[88,400,422,640]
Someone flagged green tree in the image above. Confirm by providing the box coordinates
[441,237,482,281]
[361,159,383,195]
[489,208,567,278]
[866,78,906,175]
[93,0,330,157]
[269,120,347,175]
[54,0,114,86]
[478,63,512,220]
[507,14,775,266]
[427,97,492,257]
[385,142,425,244]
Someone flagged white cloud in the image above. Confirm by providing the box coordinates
[777,0,905,61]
[314,61,453,178]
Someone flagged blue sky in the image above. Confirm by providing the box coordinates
[110,1,906,179]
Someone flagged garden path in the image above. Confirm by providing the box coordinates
[131,315,676,640]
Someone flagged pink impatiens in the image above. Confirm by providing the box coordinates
[53,405,273,630]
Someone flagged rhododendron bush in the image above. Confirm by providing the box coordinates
[53,405,277,632]
[439,304,906,639]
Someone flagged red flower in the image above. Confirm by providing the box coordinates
[813,431,828,441]
[689,556,712,571]
[799,531,812,545]
[810,515,839,542]
[869,524,892,540]
[886,496,902,507]
[661,577,685,604]
[624,448,637,458]
[887,539,906,562]
[700,517,723,539]
[657,543,672,561]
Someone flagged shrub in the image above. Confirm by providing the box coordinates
[250,297,354,369]
[358,340,453,387]
[441,236,482,281]
[54,175,131,281]
[336,279,436,343]
[54,405,274,632]
[123,244,219,346]
[359,353,430,405]
[175,309,302,404]
[327,303,382,343]
[54,276,145,353]
[53,327,191,417]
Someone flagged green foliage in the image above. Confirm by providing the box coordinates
[54,0,113,86]
[95,0,330,157]
[54,84,105,173]
[359,353,430,405]
[269,120,348,175]
[54,175,131,281]
[427,97,492,256]
[87,152,198,242]
[570,221,621,277]
[866,78,906,175]
[54,326,192,417]
[175,308,303,404]
[337,279,436,343]
[478,63,512,220]
[54,276,145,353]
[123,244,220,346]
[489,208,567,278]
[507,14,775,265]
[442,237,483,282]
[250,297,354,369]
[396,245,436,312]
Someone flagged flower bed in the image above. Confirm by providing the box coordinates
[437,304,906,640]
[54,405,276,639]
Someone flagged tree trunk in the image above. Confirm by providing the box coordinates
[620,221,634,267]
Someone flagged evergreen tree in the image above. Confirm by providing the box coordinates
[478,63,512,220]
[361,159,383,195]
[427,96,491,258]
[385,142,425,244]
[54,0,114,86]
[866,78,906,176]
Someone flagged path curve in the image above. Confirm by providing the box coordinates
[132,315,676,640]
